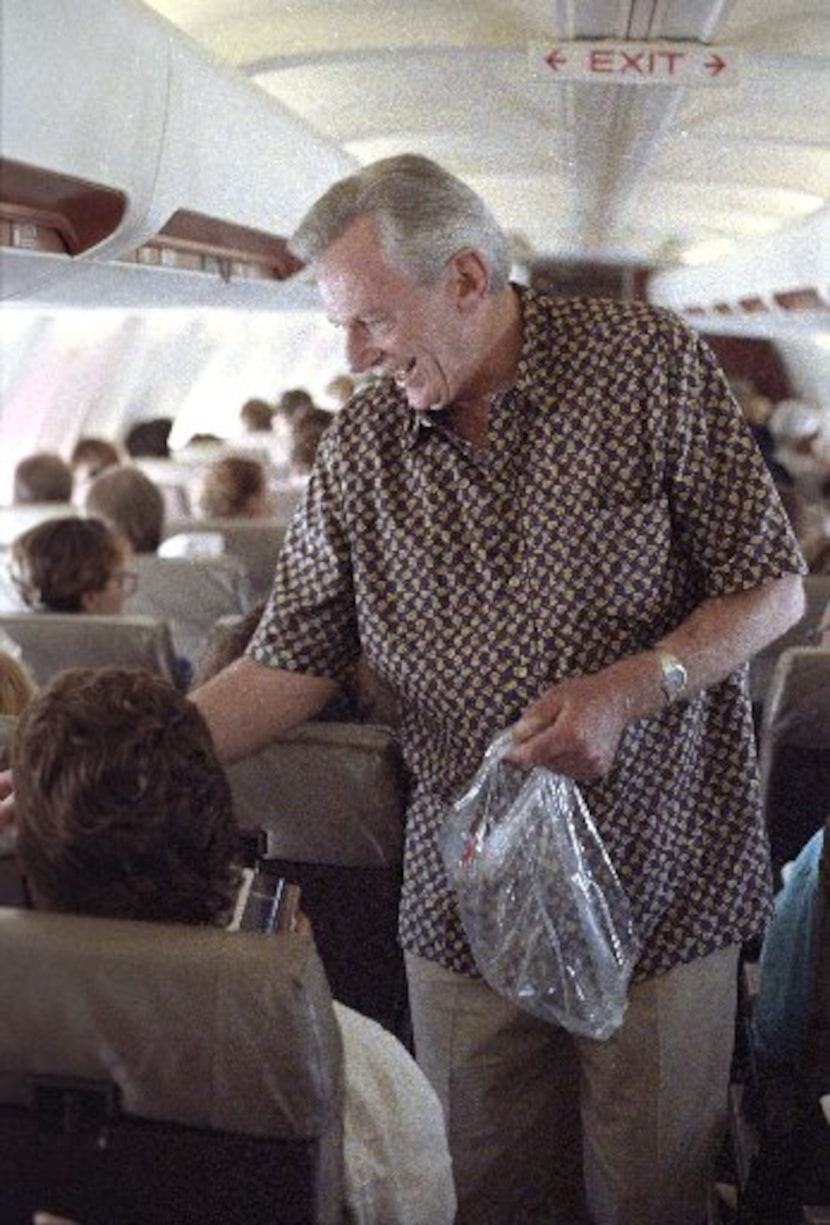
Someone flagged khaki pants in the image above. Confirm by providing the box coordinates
[406,944,739,1225]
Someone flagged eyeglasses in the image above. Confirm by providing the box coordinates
[114,571,139,597]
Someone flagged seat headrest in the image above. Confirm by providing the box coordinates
[228,721,405,866]
[0,909,342,1139]
[0,612,179,686]
[762,647,830,752]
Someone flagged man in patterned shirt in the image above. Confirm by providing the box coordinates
[189,155,806,1223]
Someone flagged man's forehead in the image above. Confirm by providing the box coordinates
[316,226,412,320]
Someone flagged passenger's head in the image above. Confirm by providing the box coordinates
[70,436,122,485]
[324,374,356,409]
[276,387,316,424]
[13,667,239,924]
[0,650,37,717]
[124,417,172,459]
[198,456,268,520]
[290,408,333,478]
[85,465,165,554]
[13,452,73,504]
[289,153,511,292]
[239,397,275,433]
[10,517,134,614]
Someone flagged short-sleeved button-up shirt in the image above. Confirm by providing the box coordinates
[249,289,806,980]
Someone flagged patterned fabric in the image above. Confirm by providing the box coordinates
[249,289,807,980]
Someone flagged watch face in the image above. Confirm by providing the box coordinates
[659,653,688,701]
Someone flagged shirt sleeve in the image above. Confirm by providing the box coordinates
[654,319,807,596]
[247,426,362,682]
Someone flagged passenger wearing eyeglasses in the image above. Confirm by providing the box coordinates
[10,517,138,615]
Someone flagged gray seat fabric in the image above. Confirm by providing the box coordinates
[229,722,409,1039]
[0,612,179,687]
[750,574,830,709]
[0,908,344,1224]
[228,722,406,868]
[758,645,830,883]
[126,554,253,664]
[162,517,287,601]
[0,553,26,613]
[0,504,78,548]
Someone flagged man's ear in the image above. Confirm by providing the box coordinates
[448,248,490,312]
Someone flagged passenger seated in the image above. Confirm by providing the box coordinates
[238,396,275,434]
[0,649,37,718]
[12,452,73,504]
[10,667,456,1225]
[69,437,122,504]
[751,826,825,1077]
[9,517,135,614]
[84,464,166,554]
[123,417,172,459]
[289,407,334,483]
[197,455,270,520]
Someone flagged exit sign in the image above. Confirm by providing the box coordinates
[531,41,739,85]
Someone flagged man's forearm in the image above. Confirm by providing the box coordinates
[511,573,805,775]
[190,657,338,764]
[611,572,805,725]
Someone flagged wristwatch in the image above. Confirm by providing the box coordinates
[656,649,688,705]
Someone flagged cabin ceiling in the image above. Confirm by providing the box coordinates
[143,0,830,277]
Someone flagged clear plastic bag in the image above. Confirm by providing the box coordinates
[441,731,641,1040]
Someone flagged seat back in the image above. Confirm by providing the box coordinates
[0,612,180,687]
[0,908,344,1225]
[0,551,26,613]
[125,554,253,665]
[228,723,409,1039]
[162,518,287,601]
[0,504,78,548]
[729,818,830,1220]
[750,574,830,711]
[758,646,830,884]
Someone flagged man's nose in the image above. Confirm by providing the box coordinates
[345,323,379,374]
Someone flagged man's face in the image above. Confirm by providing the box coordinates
[315,214,476,413]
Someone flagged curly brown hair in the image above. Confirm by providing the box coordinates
[13,667,240,925]
[10,517,125,612]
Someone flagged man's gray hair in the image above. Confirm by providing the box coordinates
[290,154,512,292]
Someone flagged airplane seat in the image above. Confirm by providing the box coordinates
[0,908,345,1225]
[0,504,78,549]
[758,646,830,887]
[727,811,830,1223]
[227,722,410,1043]
[129,457,196,520]
[161,517,287,602]
[0,551,26,613]
[0,612,181,688]
[125,553,253,665]
[749,574,830,716]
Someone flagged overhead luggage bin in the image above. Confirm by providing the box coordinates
[648,206,830,331]
[0,0,355,305]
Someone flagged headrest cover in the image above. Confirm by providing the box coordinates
[0,909,342,1139]
[228,722,405,867]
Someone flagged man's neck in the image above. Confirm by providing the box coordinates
[447,286,522,447]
